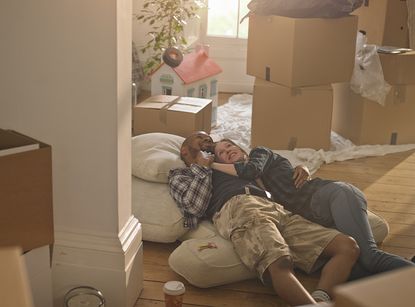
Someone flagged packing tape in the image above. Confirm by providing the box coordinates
[159,98,203,124]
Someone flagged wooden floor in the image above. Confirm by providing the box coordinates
[134,94,415,307]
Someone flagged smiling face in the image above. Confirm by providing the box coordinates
[180,131,214,166]
[214,140,246,164]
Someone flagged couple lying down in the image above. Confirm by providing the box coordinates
[168,131,414,306]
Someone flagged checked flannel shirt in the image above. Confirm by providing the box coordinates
[168,164,212,229]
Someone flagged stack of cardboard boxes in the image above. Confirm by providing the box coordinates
[0,129,54,253]
[332,0,415,145]
[247,14,358,150]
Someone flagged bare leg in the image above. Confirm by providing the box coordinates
[317,234,360,297]
[267,256,316,306]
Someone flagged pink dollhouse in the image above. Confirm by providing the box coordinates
[150,46,222,126]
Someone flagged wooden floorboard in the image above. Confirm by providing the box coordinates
[134,93,415,306]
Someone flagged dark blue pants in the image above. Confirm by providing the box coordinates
[310,182,414,280]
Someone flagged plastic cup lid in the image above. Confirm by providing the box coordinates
[163,281,185,296]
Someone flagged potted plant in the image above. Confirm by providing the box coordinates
[136,0,206,76]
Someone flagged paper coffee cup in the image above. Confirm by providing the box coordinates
[163,281,185,307]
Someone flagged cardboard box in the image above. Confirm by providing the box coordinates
[251,79,333,150]
[334,267,415,307]
[133,95,212,137]
[0,129,54,253]
[0,247,34,307]
[353,0,409,48]
[379,51,415,85]
[247,14,357,87]
[332,83,415,145]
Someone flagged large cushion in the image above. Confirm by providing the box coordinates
[132,176,188,242]
[367,210,389,244]
[169,235,256,288]
[132,133,185,183]
[169,210,390,288]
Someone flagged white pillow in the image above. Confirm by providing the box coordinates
[132,133,185,183]
[132,176,188,242]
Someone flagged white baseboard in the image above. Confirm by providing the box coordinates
[52,216,143,307]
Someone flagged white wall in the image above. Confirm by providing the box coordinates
[0,0,142,306]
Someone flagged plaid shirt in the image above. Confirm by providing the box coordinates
[168,164,212,229]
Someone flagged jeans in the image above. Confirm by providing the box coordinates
[309,182,414,279]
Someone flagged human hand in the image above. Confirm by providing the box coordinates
[195,151,215,168]
[293,165,311,189]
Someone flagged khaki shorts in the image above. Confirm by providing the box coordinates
[212,195,340,282]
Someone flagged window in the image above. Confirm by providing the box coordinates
[187,88,195,97]
[210,80,218,97]
[199,84,207,98]
[207,0,250,39]
[162,87,172,95]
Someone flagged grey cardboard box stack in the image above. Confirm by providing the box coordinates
[332,3,415,146]
[0,129,54,253]
[247,14,358,150]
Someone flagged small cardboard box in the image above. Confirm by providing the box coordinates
[379,51,415,85]
[334,267,415,307]
[0,129,54,253]
[332,83,415,145]
[247,14,357,87]
[251,79,333,150]
[353,0,409,48]
[133,95,212,137]
[0,247,34,307]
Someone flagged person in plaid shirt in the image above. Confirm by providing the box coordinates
[168,132,360,305]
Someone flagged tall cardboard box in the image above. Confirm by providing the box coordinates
[0,247,34,307]
[334,267,415,307]
[379,51,415,85]
[133,95,212,137]
[251,79,333,150]
[353,0,409,48]
[332,83,415,145]
[0,129,54,253]
[247,14,357,87]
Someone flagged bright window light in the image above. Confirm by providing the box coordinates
[207,0,250,39]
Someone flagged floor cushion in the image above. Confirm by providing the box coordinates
[169,210,390,288]
[132,176,188,242]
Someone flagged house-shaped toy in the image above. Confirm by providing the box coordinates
[150,47,222,126]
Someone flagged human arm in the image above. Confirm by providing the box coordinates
[292,165,311,189]
[211,162,238,176]
[211,147,282,180]
[168,164,212,217]
[234,147,277,180]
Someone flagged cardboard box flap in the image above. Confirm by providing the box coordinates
[179,97,212,108]
[136,101,170,110]
[169,104,203,114]
[145,95,180,103]
[380,51,415,84]
[334,267,415,307]
[0,129,39,150]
